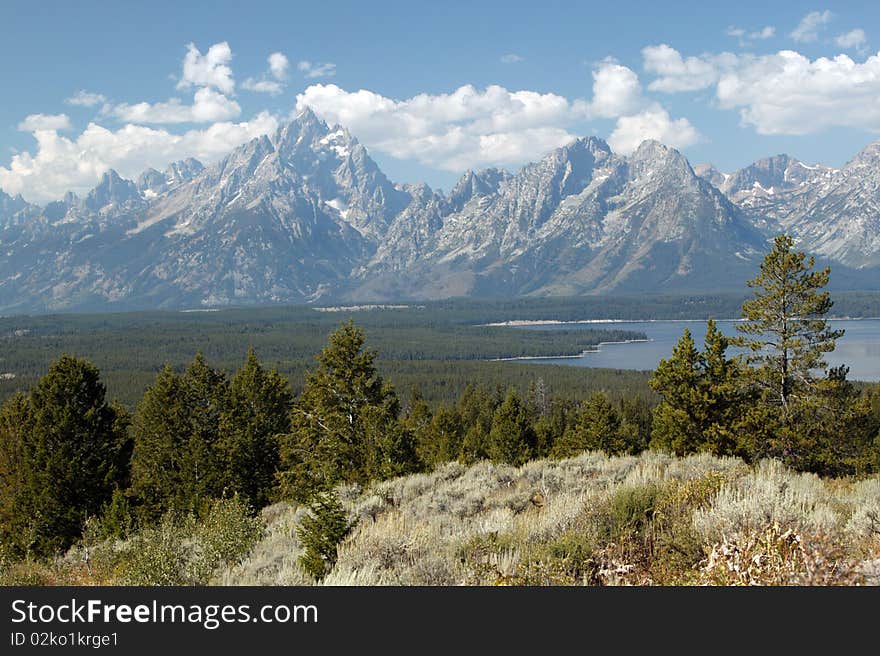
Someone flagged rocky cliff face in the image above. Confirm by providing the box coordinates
[1,110,878,313]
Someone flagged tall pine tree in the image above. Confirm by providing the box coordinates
[0,356,130,557]
[218,349,293,509]
[276,321,417,502]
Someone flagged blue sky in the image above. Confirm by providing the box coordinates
[2,0,880,202]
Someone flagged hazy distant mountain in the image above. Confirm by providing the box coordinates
[1,110,878,313]
[699,144,880,268]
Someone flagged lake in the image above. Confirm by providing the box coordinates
[513,319,880,382]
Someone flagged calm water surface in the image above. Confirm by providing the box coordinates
[515,319,880,382]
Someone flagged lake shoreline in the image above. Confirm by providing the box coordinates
[489,338,653,362]
[483,317,879,327]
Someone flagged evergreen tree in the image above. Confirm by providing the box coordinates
[1,356,130,557]
[296,491,351,581]
[179,353,229,508]
[649,321,743,456]
[276,321,404,502]
[130,365,190,519]
[552,393,624,458]
[457,384,499,463]
[420,406,464,467]
[734,234,868,469]
[487,389,535,465]
[700,320,743,456]
[737,234,842,419]
[649,328,705,455]
[218,349,293,509]
[533,398,574,459]
[131,354,230,519]
[0,393,32,554]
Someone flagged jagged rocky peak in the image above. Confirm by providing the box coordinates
[515,136,617,204]
[546,136,613,172]
[0,189,29,215]
[844,140,880,171]
[693,163,728,188]
[84,169,140,212]
[137,168,165,195]
[166,158,204,184]
[449,168,511,207]
[722,154,800,194]
[627,139,695,181]
[274,107,339,157]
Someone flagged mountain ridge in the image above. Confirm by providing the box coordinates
[1,111,879,313]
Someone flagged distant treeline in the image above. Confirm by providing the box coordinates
[4,289,880,410]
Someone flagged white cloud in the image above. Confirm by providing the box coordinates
[587,60,643,117]
[790,10,833,43]
[297,61,337,79]
[643,45,743,94]
[268,52,289,79]
[241,78,284,95]
[177,42,235,94]
[0,112,278,204]
[500,53,524,64]
[642,44,735,92]
[295,74,697,170]
[608,103,703,154]
[65,90,107,107]
[108,87,241,124]
[295,83,580,170]
[835,28,867,50]
[716,50,880,134]
[17,114,72,132]
[242,52,289,95]
[726,25,775,44]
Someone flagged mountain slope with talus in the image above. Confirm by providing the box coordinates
[2,110,879,313]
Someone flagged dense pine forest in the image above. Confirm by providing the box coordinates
[1,236,879,585]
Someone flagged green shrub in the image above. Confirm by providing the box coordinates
[187,497,264,583]
[118,513,191,585]
[297,492,352,581]
[119,497,264,585]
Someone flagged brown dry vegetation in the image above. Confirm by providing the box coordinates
[3,452,878,586]
[221,452,880,586]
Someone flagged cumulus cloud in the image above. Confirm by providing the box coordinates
[835,28,867,51]
[716,50,880,134]
[500,53,524,64]
[642,44,737,92]
[17,114,72,132]
[243,52,289,95]
[790,10,833,43]
[295,71,698,169]
[65,90,107,107]
[0,112,278,204]
[608,103,703,154]
[108,87,241,123]
[297,61,337,79]
[587,60,643,117]
[268,52,289,79]
[177,42,235,94]
[295,83,581,170]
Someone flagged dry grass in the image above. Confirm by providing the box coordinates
[218,450,877,586]
[7,451,876,586]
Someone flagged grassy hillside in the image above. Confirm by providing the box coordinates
[11,452,876,586]
[221,453,879,586]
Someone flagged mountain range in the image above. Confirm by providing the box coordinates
[1,108,879,313]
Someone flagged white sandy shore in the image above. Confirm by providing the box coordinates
[489,338,652,361]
